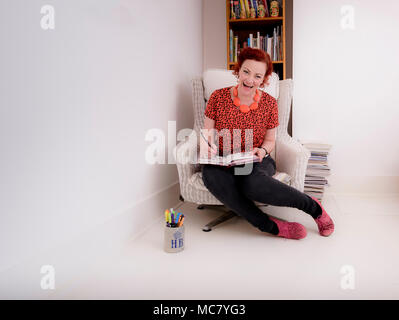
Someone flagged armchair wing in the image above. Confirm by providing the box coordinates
[276,135,310,192]
[175,130,222,205]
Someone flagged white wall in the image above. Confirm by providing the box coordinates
[0,0,202,272]
[203,0,226,70]
[293,0,399,188]
[203,0,399,190]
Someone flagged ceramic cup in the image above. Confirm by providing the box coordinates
[164,225,185,253]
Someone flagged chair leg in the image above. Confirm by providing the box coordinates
[197,204,227,212]
[201,210,237,232]
[197,203,268,232]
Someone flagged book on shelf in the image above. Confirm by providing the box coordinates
[230,1,274,19]
[267,35,272,58]
[234,1,240,19]
[244,0,250,18]
[239,0,246,18]
[229,29,233,62]
[229,26,282,63]
[234,36,238,62]
[199,151,262,167]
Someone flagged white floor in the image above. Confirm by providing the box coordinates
[40,192,399,300]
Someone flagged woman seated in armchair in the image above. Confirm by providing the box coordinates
[200,47,334,240]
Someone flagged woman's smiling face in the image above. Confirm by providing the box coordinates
[238,59,267,94]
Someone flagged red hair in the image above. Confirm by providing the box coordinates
[232,47,273,87]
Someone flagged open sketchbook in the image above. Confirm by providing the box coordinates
[198,151,264,167]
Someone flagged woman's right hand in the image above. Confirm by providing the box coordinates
[201,118,218,159]
[200,140,218,159]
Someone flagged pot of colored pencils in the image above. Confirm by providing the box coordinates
[164,208,185,253]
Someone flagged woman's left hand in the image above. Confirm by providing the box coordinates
[252,147,267,161]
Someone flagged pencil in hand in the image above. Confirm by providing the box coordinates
[200,130,218,158]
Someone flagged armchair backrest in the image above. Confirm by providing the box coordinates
[191,69,293,160]
[202,68,280,101]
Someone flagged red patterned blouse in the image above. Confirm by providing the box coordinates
[204,86,279,156]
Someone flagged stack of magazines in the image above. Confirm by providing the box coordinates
[300,142,332,201]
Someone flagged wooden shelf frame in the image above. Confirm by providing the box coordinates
[226,0,287,79]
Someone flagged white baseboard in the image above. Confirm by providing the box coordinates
[0,182,182,299]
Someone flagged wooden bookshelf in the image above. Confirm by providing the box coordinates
[226,0,287,80]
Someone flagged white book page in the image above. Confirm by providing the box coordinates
[199,155,225,165]
[229,152,254,161]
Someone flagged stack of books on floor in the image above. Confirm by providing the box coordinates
[300,142,332,201]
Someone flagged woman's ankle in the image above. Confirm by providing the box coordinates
[269,220,279,235]
[308,196,322,219]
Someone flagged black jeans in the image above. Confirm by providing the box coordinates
[201,156,319,234]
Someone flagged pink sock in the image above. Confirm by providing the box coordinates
[311,197,335,237]
[269,217,307,240]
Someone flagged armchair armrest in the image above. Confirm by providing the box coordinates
[175,130,200,198]
[275,134,310,192]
